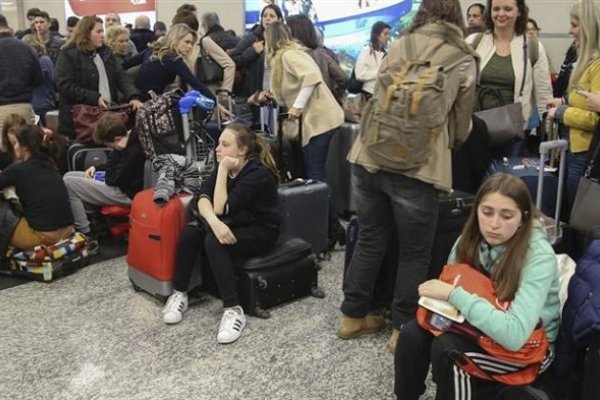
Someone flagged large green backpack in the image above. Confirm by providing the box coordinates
[359,33,473,171]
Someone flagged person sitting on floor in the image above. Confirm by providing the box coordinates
[394,173,560,400]
[0,124,73,249]
[62,113,146,253]
[162,123,280,345]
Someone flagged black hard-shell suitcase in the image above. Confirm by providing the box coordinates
[278,180,329,255]
[67,142,112,171]
[236,236,324,318]
[326,122,359,216]
[428,190,475,279]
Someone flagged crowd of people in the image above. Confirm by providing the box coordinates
[0,0,599,398]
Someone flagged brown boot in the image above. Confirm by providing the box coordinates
[387,328,400,354]
[337,313,386,339]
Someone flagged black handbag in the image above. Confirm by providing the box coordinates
[347,68,363,94]
[196,36,224,84]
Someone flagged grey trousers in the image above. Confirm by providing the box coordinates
[63,171,131,233]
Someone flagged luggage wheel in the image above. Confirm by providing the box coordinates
[130,279,141,292]
[254,307,271,319]
[311,287,325,298]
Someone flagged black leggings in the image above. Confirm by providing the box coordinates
[173,223,278,307]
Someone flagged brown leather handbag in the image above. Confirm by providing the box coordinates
[72,104,133,144]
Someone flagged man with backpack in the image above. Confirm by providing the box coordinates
[337,0,478,354]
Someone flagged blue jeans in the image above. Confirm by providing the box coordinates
[565,150,589,218]
[302,129,339,232]
[341,165,439,328]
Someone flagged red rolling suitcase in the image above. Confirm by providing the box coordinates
[127,189,201,299]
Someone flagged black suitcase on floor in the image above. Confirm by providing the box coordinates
[325,122,359,216]
[428,190,475,279]
[278,180,329,255]
[236,236,324,318]
[67,142,112,171]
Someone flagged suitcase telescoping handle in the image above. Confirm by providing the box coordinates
[537,139,568,231]
[178,91,215,160]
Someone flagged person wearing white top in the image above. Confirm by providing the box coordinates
[354,21,390,96]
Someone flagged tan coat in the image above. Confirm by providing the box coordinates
[183,35,235,95]
[347,22,478,192]
[270,48,344,147]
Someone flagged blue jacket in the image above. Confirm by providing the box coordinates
[554,239,600,376]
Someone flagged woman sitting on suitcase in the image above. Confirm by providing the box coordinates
[394,173,560,399]
[0,124,74,249]
[163,123,280,344]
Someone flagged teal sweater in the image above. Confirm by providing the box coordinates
[447,226,560,351]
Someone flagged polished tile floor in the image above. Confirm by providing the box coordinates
[0,249,437,399]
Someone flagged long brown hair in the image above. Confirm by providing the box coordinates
[14,124,66,167]
[226,123,279,182]
[484,0,528,36]
[409,0,466,34]
[68,15,103,53]
[455,173,537,301]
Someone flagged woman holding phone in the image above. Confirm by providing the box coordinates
[547,1,600,216]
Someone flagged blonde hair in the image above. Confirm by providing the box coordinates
[570,0,600,87]
[150,23,197,62]
[264,21,304,60]
[105,25,130,55]
[21,34,46,56]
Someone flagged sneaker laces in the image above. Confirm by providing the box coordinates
[219,309,244,333]
[163,292,186,314]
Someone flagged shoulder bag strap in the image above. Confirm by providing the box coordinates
[518,36,528,100]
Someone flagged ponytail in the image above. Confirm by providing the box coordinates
[254,134,280,182]
[14,125,66,167]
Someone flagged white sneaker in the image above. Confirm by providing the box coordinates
[162,291,188,324]
[217,308,246,344]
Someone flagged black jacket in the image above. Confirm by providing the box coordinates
[104,132,146,199]
[229,25,265,98]
[130,28,156,53]
[207,25,240,52]
[55,44,141,138]
[0,32,43,106]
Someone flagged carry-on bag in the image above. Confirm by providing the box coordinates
[127,189,201,299]
[487,156,558,217]
[429,190,475,279]
[236,236,324,319]
[325,122,359,216]
[277,179,329,256]
[1,232,90,282]
[67,142,112,172]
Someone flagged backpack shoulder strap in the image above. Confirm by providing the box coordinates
[471,32,484,52]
